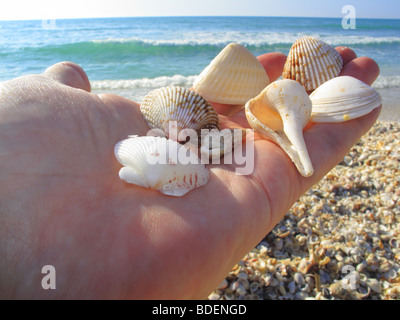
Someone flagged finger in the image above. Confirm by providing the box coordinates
[340,56,380,86]
[211,102,242,117]
[98,93,151,138]
[212,52,287,117]
[257,52,287,82]
[43,61,91,92]
[336,46,357,65]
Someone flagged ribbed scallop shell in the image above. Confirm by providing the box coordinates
[193,42,270,105]
[140,86,220,141]
[114,135,209,197]
[283,36,343,92]
[310,76,382,122]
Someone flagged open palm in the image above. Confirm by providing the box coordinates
[0,48,380,299]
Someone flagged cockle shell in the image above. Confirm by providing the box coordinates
[114,135,209,197]
[283,36,343,92]
[140,86,220,142]
[310,76,382,122]
[193,42,270,105]
[245,79,314,177]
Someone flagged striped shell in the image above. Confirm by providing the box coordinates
[310,76,382,122]
[114,135,209,197]
[140,86,220,142]
[193,42,270,105]
[283,36,343,92]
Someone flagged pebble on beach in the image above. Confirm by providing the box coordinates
[209,121,400,300]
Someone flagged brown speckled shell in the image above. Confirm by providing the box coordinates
[283,36,343,92]
[140,86,220,139]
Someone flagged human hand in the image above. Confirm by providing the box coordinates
[0,48,380,299]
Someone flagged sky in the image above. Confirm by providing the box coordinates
[0,0,399,21]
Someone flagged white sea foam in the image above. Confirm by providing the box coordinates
[372,75,400,89]
[91,32,400,47]
[91,74,400,92]
[91,74,198,102]
[91,74,197,90]
[90,74,400,107]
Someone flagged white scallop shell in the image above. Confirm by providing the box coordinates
[140,86,220,142]
[245,79,314,177]
[310,76,382,122]
[114,135,209,197]
[283,36,343,92]
[193,42,270,105]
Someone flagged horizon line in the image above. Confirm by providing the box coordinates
[1,15,399,22]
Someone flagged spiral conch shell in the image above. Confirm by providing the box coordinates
[114,136,209,197]
[283,36,343,92]
[193,42,270,105]
[310,76,382,122]
[140,86,220,142]
[245,79,314,177]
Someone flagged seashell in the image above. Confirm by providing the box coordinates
[140,86,220,142]
[193,42,270,105]
[114,135,209,197]
[223,289,235,300]
[253,260,267,273]
[249,282,261,294]
[217,279,228,290]
[365,278,381,293]
[283,36,343,92]
[245,79,314,177]
[356,285,371,299]
[310,76,382,122]
[199,128,247,160]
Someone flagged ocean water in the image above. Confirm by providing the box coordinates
[1,16,399,120]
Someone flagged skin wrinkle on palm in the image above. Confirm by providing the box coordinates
[0,47,381,299]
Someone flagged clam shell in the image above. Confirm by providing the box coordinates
[245,79,314,177]
[310,76,382,122]
[114,135,209,197]
[193,42,270,105]
[140,86,220,141]
[283,36,343,92]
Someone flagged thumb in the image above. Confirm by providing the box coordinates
[43,61,91,92]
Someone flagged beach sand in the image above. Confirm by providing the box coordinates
[377,89,400,122]
[209,120,400,300]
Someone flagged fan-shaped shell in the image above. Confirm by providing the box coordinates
[245,79,314,177]
[310,76,382,122]
[283,36,343,92]
[114,135,209,197]
[140,86,220,141]
[193,42,270,105]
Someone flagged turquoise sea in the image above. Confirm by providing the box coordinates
[1,16,399,120]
